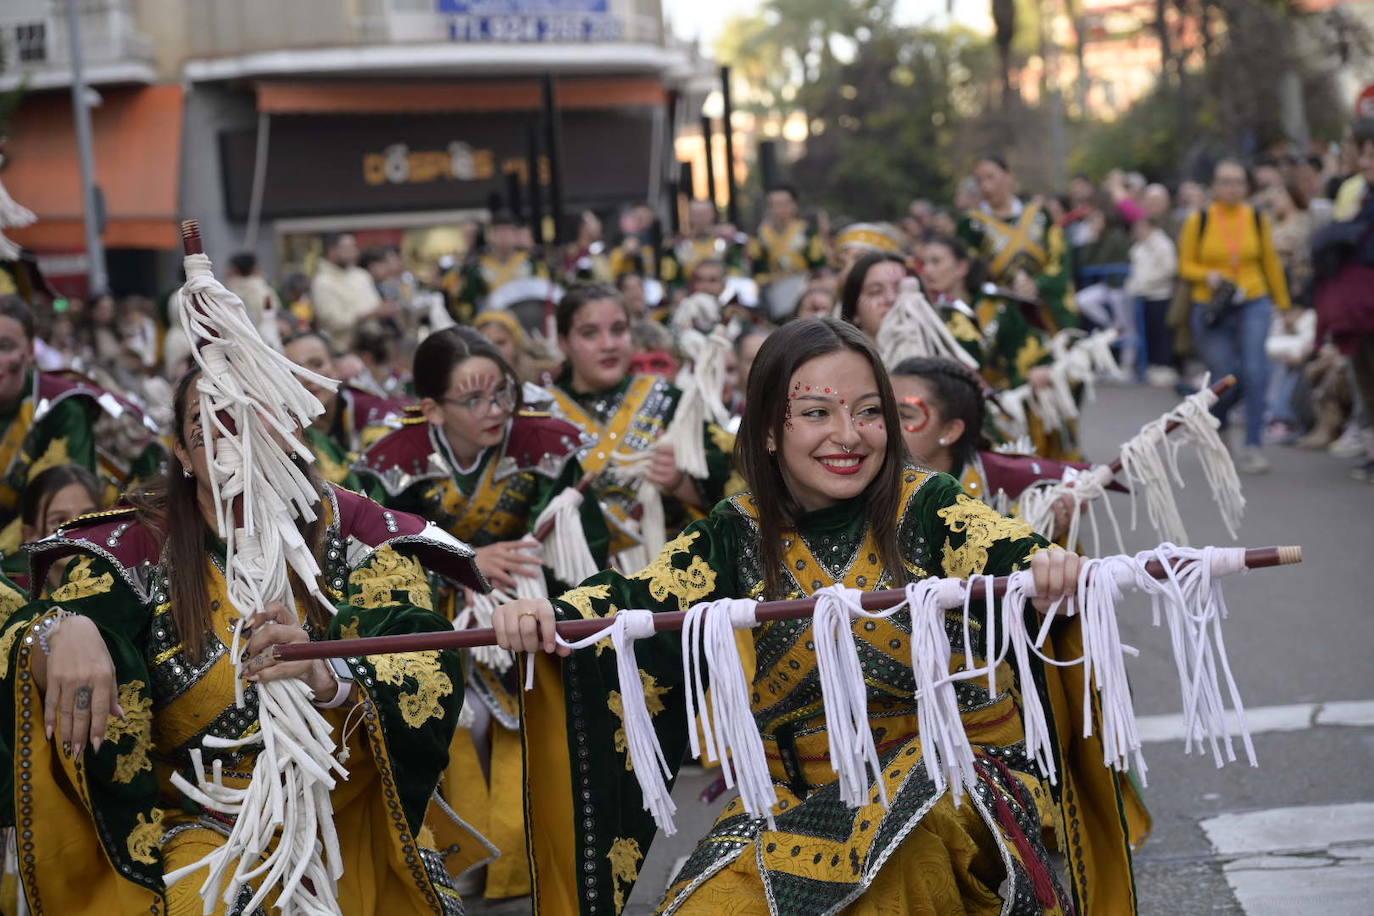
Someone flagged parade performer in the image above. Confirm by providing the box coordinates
[546,283,731,568]
[283,330,407,488]
[918,234,1055,391]
[7,463,104,591]
[840,252,986,372]
[355,324,608,900]
[659,201,746,292]
[0,365,487,914]
[889,356,1099,536]
[959,157,1078,334]
[747,185,828,321]
[0,297,103,555]
[499,317,1143,915]
[449,213,549,324]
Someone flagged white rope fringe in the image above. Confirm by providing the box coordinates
[534,544,1261,824]
[681,598,777,826]
[557,610,678,834]
[877,278,981,371]
[166,252,347,915]
[532,486,600,586]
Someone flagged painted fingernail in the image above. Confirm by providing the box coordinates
[92,737,102,753]
[45,725,53,740]
[73,743,83,758]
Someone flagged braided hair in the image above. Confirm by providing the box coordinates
[890,356,987,476]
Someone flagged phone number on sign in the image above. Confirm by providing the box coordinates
[447,14,624,41]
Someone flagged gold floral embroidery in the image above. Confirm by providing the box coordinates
[631,532,716,609]
[608,671,669,769]
[127,808,165,865]
[105,680,154,784]
[26,436,72,482]
[50,556,114,603]
[370,650,453,728]
[350,545,433,611]
[707,423,735,455]
[607,836,644,912]
[338,617,362,640]
[0,578,25,628]
[938,494,1035,579]
[559,583,613,619]
[1015,334,1050,384]
[0,615,32,679]
[946,311,982,343]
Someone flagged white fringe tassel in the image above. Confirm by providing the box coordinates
[557,610,678,833]
[166,253,347,915]
[533,486,600,586]
[877,278,981,371]
[681,597,777,825]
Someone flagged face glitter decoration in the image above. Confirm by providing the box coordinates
[898,396,932,434]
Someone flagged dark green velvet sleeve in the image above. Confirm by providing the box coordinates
[541,507,740,914]
[526,454,611,578]
[331,541,466,833]
[913,471,1049,579]
[0,553,163,893]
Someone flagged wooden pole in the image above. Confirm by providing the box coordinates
[275,545,1301,662]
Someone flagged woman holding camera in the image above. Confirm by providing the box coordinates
[1178,158,1291,474]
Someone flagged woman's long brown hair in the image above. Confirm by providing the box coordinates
[127,368,330,660]
[734,317,910,600]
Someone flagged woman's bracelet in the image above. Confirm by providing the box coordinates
[27,610,77,657]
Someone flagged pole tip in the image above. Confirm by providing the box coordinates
[180,220,204,256]
[1276,545,1303,565]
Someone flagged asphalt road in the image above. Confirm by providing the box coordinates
[470,382,1374,915]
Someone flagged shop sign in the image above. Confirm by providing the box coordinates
[362,142,498,186]
[220,111,653,219]
[437,0,622,42]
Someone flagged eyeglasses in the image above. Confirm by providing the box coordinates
[441,385,516,414]
[898,396,931,433]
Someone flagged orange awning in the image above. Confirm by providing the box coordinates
[255,77,666,115]
[4,84,184,250]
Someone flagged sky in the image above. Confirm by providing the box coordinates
[662,0,993,52]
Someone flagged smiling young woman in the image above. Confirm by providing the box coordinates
[547,283,733,567]
[494,318,1140,915]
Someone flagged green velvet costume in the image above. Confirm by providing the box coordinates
[0,485,487,914]
[523,466,1144,916]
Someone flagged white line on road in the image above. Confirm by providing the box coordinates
[1199,803,1374,916]
[1136,699,1374,744]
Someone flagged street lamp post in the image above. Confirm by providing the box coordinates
[66,0,107,294]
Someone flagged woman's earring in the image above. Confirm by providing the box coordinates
[937,438,948,446]
[182,466,194,479]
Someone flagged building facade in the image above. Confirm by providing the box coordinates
[1,0,709,295]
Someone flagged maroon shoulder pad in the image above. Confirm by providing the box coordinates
[330,486,487,593]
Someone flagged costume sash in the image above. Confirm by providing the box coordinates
[758,220,808,273]
[551,375,660,476]
[970,202,1049,280]
[0,400,36,511]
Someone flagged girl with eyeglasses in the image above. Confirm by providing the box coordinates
[355,325,609,901]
